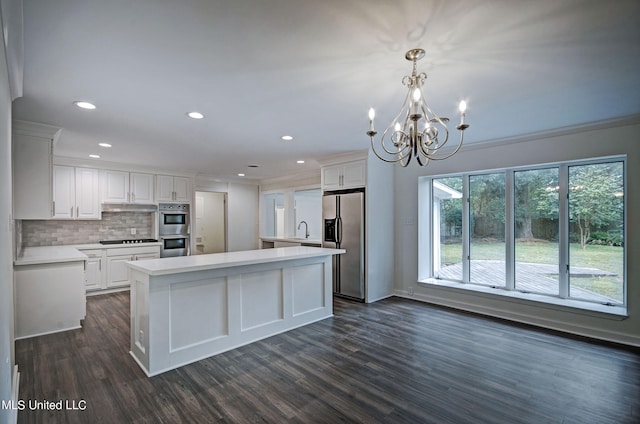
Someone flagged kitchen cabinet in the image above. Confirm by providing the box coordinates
[14,250,86,339]
[321,160,366,190]
[130,172,155,204]
[53,165,101,219]
[106,245,160,289]
[101,170,155,204]
[12,121,61,219]
[82,249,105,291]
[156,175,191,202]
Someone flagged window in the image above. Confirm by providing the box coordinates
[260,188,322,239]
[420,157,626,308]
[261,192,285,238]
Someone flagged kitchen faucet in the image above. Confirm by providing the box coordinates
[297,221,309,239]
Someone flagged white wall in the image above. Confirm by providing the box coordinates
[366,151,395,302]
[393,120,640,346]
[194,191,226,254]
[195,178,259,252]
[0,10,15,423]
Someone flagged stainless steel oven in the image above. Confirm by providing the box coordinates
[160,235,190,257]
[159,203,190,235]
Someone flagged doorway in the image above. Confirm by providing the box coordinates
[194,191,227,254]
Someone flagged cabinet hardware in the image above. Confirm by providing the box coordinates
[77,206,79,217]
[70,206,74,217]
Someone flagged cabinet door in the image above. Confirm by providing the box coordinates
[130,173,155,204]
[102,170,130,203]
[53,165,75,218]
[76,168,101,219]
[173,177,191,202]
[13,133,53,219]
[106,255,132,288]
[322,166,342,190]
[84,256,103,291]
[342,161,366,189]
[156,175,175,201]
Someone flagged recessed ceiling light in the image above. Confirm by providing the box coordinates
[98,142,112,148]
[237,173,245,177]
[89,154,100,159]
[297,160,305,164]
[187,111,204,119]
[74,101,96,110]
[281,135,294,141]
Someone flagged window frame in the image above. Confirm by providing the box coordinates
[418,155,627,312]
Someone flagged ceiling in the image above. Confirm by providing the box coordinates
[12,0,640,181]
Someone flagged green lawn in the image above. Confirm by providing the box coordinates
[441,241,624,302]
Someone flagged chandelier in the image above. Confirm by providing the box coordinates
[367,48,469,167]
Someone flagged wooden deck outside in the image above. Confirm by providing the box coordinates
[436,260,618,303]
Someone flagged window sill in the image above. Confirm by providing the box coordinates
[417,278,628,320]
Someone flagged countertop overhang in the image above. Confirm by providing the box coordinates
[127,246,345,276]
[15,246,88,266]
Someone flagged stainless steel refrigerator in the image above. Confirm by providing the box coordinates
[322,188,365,301]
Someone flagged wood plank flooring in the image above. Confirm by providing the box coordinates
[15,292,640,423]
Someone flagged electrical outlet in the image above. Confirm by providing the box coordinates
[139,330,144,343]
[408,287,414,295]
[131,227,137,235]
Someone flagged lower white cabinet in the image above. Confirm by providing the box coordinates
[14,260,86,339]
[80,245,160,292]
[107,255,132,288]
[82,249,105,291]
[106,246,161,289]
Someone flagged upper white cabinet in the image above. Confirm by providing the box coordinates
[321,160,366,190]
[53,166,101,219]
[101,170,155,204]
[130,173,155,204]
[12,121,61,219]
[156,175,191,202]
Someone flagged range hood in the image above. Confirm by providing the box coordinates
[101,203,158,213]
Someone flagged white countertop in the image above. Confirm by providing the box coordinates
[15,246,88,266]
[14,242,161,266]
[260,237,322,245]
[127,246,345,276]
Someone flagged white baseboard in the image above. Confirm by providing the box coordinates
[394,290,640,348]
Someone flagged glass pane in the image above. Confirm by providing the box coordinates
[514,168,559,295]
[469,173,505,286]
[432,177,463,280]
[568,162,624,304]
[262,193,285,238]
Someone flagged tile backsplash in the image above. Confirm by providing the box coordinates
[22,212,155,246]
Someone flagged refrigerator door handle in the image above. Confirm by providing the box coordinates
[336,216,343,244]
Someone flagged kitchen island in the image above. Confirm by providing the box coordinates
[127,246,344,376]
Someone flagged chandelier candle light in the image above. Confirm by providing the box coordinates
[367,48,469,167]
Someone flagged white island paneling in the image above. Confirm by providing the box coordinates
[128,247,344,376]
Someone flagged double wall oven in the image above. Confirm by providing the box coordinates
[159,203,190,257]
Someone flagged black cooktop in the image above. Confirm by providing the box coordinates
[99,239,158,245]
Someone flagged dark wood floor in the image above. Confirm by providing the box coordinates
[15,292,640,423]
